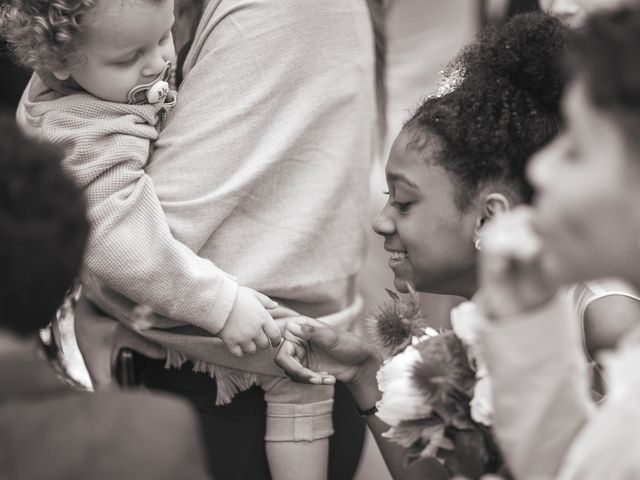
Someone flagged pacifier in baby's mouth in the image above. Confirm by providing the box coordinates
[127,61,173,105]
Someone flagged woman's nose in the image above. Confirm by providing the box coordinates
[372,207,395,237]
[546,0,583,25]
[527,139,557,193]
[547,0,579,15]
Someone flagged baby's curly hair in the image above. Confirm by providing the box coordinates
[571,7,640,152]
[0,0,98,72]
[406,13,570,210]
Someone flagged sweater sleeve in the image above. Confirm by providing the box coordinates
[477,295,595,479]
[39,104,237,334]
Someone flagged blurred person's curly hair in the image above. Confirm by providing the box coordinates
[571,7,640,151]
[0,114,88,336]
[406,13,570,209]
[0,0,99,72]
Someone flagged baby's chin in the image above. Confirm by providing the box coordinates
[81,85,130,104]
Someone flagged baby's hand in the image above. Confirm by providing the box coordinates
[218,286,282,357]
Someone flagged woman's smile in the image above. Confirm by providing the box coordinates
[387,249,411,274]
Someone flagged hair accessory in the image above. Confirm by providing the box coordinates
[127,61,173,105]
[429,66,465,99]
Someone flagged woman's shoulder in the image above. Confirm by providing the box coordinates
[573,280,640,356]
[571,279,640,320]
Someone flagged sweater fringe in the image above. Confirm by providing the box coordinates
[165,349,258,405]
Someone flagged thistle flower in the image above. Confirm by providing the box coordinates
[368,285,429,356]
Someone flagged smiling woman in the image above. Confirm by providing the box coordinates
[373,12,567,300]
[374,132,478,297]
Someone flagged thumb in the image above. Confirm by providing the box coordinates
[300,323,342,351]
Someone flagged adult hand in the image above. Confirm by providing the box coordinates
[275,318,383,402]
[478,207,558,321]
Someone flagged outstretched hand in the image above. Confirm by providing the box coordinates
[275,317,383,388]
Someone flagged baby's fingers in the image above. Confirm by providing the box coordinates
[263,317,282,347]
[227,344,244,358]
[240,341,258,355]
[269,305,300,319]
[251,290,278,309]
[254,331,271,350]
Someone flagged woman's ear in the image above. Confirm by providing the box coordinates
[474,192,511,243]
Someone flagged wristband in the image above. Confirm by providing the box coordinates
[356,405,378,417]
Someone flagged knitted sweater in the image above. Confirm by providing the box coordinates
[17,73,235,335]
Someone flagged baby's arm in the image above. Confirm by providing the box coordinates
[43,104,279,350]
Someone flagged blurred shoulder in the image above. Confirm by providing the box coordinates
[584,294,640,355]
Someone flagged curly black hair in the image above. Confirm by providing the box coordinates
[406,13,570,210]
[0,113,88,336]
[570,7,640,151]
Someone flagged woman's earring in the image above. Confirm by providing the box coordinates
[474,238,482,251]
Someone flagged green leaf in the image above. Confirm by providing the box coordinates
[385,288,400,301]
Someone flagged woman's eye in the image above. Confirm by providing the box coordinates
[382,190,389,195]
[393,201,411,213]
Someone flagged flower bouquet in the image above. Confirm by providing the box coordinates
[369,287,503,478]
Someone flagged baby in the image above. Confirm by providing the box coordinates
[0,1,333,478]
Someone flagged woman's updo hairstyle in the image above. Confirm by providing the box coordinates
[406,13,569,209]
[570,7,640,152]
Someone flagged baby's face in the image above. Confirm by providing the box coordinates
[539,0,638,26]
[62,0,176,103]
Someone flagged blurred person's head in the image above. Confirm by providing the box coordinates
[529,7,640,286]
[539,0,640,27]
[0,115,88,337]
[373,13,568,298]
